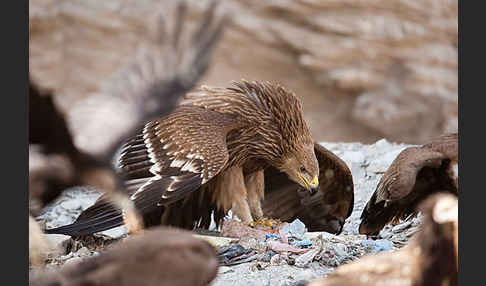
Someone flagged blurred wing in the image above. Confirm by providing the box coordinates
[67,1,226,160]
[119,106,240,214]
[423,132,458,162]
[262,143,354,234]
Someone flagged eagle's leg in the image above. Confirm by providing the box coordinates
[219,166,253,224]
[245,170,264,221]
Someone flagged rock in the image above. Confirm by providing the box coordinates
[64,256,83,265]
[291,239,313,248]
[281,219,307,240]
[29,0,457,144]
[361,239,394,254]
[59,200,82,210]
[262,250,278,262]
[295,248,321,268]
[75,246,91,256]
[44,234,72,256]
[99,225,128,239]
[193,234,239,248]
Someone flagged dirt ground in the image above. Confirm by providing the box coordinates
[34,140,423,285]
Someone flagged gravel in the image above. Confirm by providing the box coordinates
[34,139,422,285]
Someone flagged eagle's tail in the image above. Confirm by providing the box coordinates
[45,199,124,236]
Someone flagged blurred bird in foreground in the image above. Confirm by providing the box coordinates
[309,193,458,286]
[30,0,226,264]
[359,133,458,236]
[30,227,219,286]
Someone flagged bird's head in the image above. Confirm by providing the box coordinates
[278,143,320,194]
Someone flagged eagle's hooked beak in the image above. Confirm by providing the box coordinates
[298,173,319,195]
[308,176,319,195]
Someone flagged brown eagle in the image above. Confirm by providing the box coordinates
[139,142,354,234]
[359,133,458,236]
[309,193,458,286]
[30,227,219,286]
[47,80,355,236]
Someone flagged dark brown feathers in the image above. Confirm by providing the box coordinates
[359,133,458,235]
[309,193,458,286]
[262,143,354,234]
[30,228,219,286]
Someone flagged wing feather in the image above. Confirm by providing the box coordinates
[375,147,447,202]
[119,106,241,212]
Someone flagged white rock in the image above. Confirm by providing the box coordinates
[64,256,83,265]
[45,234,71,256]
[60,200,82,210]
[75,246,91,256]
[99,225,128,239]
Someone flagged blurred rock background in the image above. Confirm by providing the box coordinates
[29,0,458,144]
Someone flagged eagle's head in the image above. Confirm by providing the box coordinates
[278,142,320,193]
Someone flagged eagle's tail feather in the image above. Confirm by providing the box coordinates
[44,200,124,236]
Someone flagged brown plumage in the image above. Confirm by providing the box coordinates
[30,227,219,286]
[359,133,458,235]
[309,193,458,286]
[145,142,354,234]
[261,143,354,234]
[47,80,326,236]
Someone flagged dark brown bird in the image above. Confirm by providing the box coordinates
[30,227,219,286]
[359,133,458,236]
[47,80,329,236]
[261,143,354,234]
[309,193,458,286]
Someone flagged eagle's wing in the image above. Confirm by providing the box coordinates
[262,143,354,234]
[119,106,241,213]
[359,144,456,235]
[67,1,226,161]
[423,132,458,162]
[374,147,448,203]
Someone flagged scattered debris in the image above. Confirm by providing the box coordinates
[36,141,424,286]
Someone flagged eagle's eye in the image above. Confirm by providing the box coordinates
[300,165,306,173]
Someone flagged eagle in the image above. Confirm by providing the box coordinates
[359,133,458,236]
[46,80,355,236]
[30,227,219,286]
[308,193,458,286]
[136,142,354,234]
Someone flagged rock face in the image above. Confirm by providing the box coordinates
[29,0,457,144]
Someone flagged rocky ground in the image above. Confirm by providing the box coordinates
[33,139,423,285]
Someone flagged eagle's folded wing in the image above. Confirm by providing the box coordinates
[119,106,241,213]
